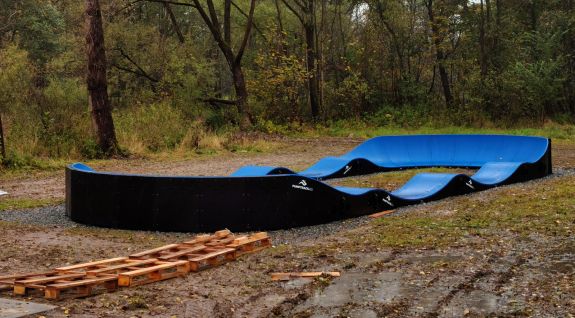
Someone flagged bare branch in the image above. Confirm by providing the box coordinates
[112,63,159,83]
[206,0,222,36]
[224,0,232,44]
[280,0,304,24]
[113,0,195,17]
[200,97,237,106]
[231,1,267,42]
[192,0,234,63]
[114,47,159,82]
[234,0,256,65]
[163,2,185,43]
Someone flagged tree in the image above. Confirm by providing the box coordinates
[281,0,321,119]
[426,0,454,108]
[190,0,257,128]
[0,113,5,160]
[85,0,119,155]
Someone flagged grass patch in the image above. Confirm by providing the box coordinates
[0,198,63,211]
[293,121,575,143]
[63,226,187,245]
[328,168,475,191]
[361,175,574,248]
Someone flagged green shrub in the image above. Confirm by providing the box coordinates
[115,101,188,153]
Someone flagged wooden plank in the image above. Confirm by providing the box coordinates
[188,248,236,262]
[129,244,181,259]
[45,277,118,300]
[271,272,341,281]
[85,259,158,275]
[205,236,237,247]
[0,271,57,281]
[46,276,117,289]
[14,273,88,296]
[118,261,188,277]
[182,229,233,246]
[117,260,190,287]
[56,257,128,272]
[226,232,272,257]
[16,273,86,285]
[227,232,270,247]
[368,210,395,219]
[214,229,232,238]
[158,245,207,261]
[188,248,236,272]
[182,234,211,245]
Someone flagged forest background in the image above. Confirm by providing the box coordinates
[0,0,573,167]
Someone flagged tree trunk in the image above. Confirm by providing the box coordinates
[304,23,319,119]
[479,0,487,80]
[232,63,253,128]
[427,0,454,108]
[85,0,119,156]
[163,3,185,43]
[0,112,6,159]
[191,0,256,129]
[530,0,538,31]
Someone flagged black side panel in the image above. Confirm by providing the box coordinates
[65,140,552,232]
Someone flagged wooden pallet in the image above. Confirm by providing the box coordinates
[55,257,129,273]
[187,247,237,272]
[117,260,190,287]
[0,271,57,291]
[44,276,118,300]
[226,232,272,257]
[0,229,271,300]
[135,244,238,272]
[10,272,117,300]
[129,244,191,260]
[13,272,87,296]
[181,229,233,246]
[128,228,233,260]
[57,257,191,288]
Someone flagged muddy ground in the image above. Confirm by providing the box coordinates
[0,137,573,318]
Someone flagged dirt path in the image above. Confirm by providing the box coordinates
[0,137,362,201]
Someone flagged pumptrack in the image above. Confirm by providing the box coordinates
[66,135,552,232]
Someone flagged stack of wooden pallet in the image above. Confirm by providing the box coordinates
[0,230,271,300]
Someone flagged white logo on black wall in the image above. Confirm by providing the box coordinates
[292,179,314,191]
[382,195,394,206]
[343,165,352,175]
[465,180,475,189]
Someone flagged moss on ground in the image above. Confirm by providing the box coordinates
[358,175,574,248]
[0,197,63,211]
[301,123,575,143]
[328,168,475,191]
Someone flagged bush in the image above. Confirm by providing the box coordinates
[115,101,188,153]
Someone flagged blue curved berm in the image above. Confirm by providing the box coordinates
[66,135,552,232]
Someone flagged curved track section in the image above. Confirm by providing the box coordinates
[66,135,552,232]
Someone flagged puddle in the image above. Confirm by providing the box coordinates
[0,298,56,318]
[527,243,575,275]
[405,255,463,264]
[439,290,506,318]
[547,244,575,274]
[283,278,314,289]
[297,272,415,310]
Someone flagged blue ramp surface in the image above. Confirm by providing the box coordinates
[66,135,552,232]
